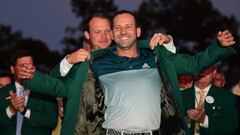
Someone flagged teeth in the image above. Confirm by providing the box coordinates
[120,36,128,40]
[100,40,107,42]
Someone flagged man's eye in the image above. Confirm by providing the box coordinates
[105,29,111,33]
[114,27,120,30]
[126,25,131,28]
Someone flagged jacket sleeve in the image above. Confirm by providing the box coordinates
[0,90,14,127]
[50,59,72,78]
[24,61,88,98]
[50,62,62,78]
[24,71,68,98]
[0,109,12,127]
[156,41,237,75]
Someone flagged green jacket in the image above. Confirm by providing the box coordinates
[181,85,239,135]
[24,40,236,135]
[0,83,58,135]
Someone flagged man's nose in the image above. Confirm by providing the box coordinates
[120,27,127,35]
[101,32,108,39]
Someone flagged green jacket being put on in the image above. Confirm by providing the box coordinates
[24,40,237,135]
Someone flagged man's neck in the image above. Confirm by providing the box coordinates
[116,44,139,58]
[195,83,211,90]
[15,79,24,86]
[196,85,206,90]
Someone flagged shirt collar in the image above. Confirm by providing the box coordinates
[15,81,24,93]
[194,84,212,95]
[109,46,142,62]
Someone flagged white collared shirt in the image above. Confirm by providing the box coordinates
[194,84,211,128]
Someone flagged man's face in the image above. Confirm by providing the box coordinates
[112,13,141,50]
[11,56,34,83]
[85,17,112,50]
[213,72,225,87]
[0,76,11,88]
[195,70,215,87]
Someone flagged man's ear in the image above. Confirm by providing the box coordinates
[10,66,14,74]
[111,31,113,40]
[136,27,141,38]
[213,70,217,77]
[84,31,90,40]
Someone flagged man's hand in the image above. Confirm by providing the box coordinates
[217,30,236,47]
[19,63,36,79]
[232,81,240,96]
[6,90,25,113]
[66,49,91,64]
[187,105,206,123]
[186,116,192,124]
[150,33,172,50]
[181,81,193,90]
[57,98,64,118]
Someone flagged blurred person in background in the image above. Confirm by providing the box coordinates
[0,49,58,135]
[182,66,238,135]
[0,73,12,88]
[231,81,240,135]
[213,71,225,88]
[178,75,193,91]
[52,97,64,135]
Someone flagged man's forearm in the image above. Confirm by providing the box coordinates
[60,56,73,77]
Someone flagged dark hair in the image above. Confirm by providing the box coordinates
[112,10,139,28]
[0,72,12,83]
[10,49,34,66]
[0,72,11,78]
[83,12,111,32]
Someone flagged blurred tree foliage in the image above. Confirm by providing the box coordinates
[136,0,239,53]
[0,24,62,74]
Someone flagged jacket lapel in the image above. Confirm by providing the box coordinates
[204,86,215,114]
[26,90,36,109]
[189,88,196,109]
[12,83,17,93]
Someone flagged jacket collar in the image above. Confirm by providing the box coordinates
[90,39,150,63]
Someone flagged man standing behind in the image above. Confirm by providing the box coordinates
[0,50,58,135]
[182,66,238,135]
[0,73,12,88]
